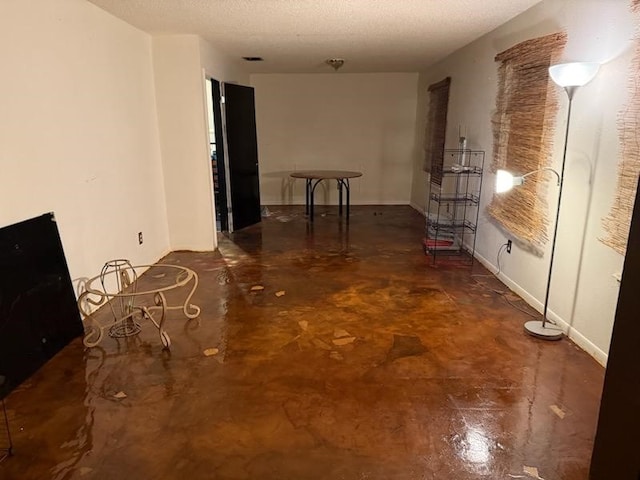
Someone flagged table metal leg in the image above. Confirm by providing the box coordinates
[345,178,351,222]
[310,182,314,221]
[292,173,360,224]
[310,179,323,222]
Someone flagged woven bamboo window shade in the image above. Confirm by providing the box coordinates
[487,33,567,254]
[423,77,451,186]
[601,0,640,255]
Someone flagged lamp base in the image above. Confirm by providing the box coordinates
[524,320,563,341]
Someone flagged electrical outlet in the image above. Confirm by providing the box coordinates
[506,240,512,254]
[138,232,143,245]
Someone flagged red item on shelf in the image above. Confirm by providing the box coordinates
[423,237,454,248]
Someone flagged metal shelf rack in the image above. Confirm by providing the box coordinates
[424,149,484,265]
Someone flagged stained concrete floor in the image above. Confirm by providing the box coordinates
[0,206,605,479]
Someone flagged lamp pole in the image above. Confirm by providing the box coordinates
[520,62,599,340]
[524,88,574,340]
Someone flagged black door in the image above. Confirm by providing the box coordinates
[224,83,261,231]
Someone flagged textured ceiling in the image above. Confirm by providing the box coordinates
[86,0,541,73]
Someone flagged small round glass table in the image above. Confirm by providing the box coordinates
[78,260,200,349]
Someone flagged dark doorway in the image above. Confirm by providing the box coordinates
[207,79,229,232]
[224,83,261,231]
[589,177,640,479]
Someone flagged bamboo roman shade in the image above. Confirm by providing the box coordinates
[487,33,567,253]
[423,77,451,186]
[601,0,640,255]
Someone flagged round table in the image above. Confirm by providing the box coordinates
[290,170,362,221]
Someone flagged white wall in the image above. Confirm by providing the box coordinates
[152,35,215,251]
[251,73,419,206]
[152,35,250,248]
[0,0,170,284]
[410,0,635,364]
[199,37,249,86]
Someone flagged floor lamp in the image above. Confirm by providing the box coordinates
[496,61,600,340]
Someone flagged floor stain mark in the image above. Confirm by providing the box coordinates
[384,334,427,363]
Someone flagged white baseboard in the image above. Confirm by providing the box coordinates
[473,250,608,367]
[410,202,424,213]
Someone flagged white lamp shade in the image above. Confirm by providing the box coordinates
[496,169,515,193]
[549,62,600,88]
[496,169,526,193]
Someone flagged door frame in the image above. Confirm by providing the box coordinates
[203,75,261,236]
[206,77,230,233]
[219,82,235,232]
[203,73,233,238]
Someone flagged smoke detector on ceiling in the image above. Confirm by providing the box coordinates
[325,58,345,71]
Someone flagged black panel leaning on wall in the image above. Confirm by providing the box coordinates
[0,213,83,399]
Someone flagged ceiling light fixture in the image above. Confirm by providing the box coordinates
[325,58,345,71]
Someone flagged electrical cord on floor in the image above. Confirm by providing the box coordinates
[498,288,539,318]
[496,243,507,276]
[471,242,538,318]
[471,242,507,281]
